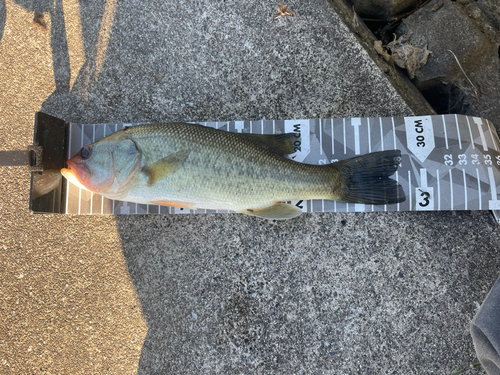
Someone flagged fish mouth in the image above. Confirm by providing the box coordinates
[62,159,92,191]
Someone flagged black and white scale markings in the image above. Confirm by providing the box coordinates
[65,115,500,217]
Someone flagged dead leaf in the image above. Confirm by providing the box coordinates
[374,40,391,62]
[386,37,433,79]
[352,6,360,31]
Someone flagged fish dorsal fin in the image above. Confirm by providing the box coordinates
[143,149,191,185]
[240,133,299,157]
[241,203,303,220]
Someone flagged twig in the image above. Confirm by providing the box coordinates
[447,49,479,101]
[352,6,360,30]
[450,361,482,375]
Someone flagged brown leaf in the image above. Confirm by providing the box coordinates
[386,38,433,79]
[374,40,392,62]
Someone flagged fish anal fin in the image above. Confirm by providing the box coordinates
[143,149,191,185]
[240,203,302,220]
[151,200,196,209]
[240,133,298,157]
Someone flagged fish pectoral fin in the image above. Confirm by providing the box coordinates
[240,133,298,157]
[143,149,191,185]
[241,203,303,220]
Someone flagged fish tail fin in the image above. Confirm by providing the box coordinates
[335,150,406,205]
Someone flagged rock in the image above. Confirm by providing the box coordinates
[396,0,500,128]
[346,0,418,21]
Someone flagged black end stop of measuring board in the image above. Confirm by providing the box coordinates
[29,112,68,214]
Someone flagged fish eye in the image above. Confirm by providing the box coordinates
[80,147,91,159]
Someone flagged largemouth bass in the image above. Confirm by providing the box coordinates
[61,122,405,220]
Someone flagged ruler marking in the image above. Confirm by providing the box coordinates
[273,120,276,134]
[488,167,497,200]
[396,171,400,211]
[476,169,482,209]
[487,120,498,151]
[319,120,323,155]
[101,125,107,214]
[111,124,118,213]
[352,118,361,155]
[322,199,324,212]
[416,168,430,212]
[487,168,500,211]
[65,124,73,214]
[371,120,374,212]
[68,124,73,159]
[379,118,384,151]
[250,121,253,133]
[442,115,449,150]
[449,169,454,209]
[455,114,462,149]
[392,118,396,149]
[408,170,412,210]
[331,119,334,155]
[463,169,467,210]
[343,118,346,154]
[236,121,242,133]
[436,169,440,210]
[475,117,488,152]
[90,194,94,215]
[109,124,119,214]
[367,118,372,153]
[78,125,85,215]
[90,124,95,214]
[334,200,337,212]
[420,168,427,187]
[466,116,475,150]
[77,185,82,214]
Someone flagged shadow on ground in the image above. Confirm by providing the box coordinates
[116,211,500,374]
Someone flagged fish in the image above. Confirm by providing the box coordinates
[60,122,406,220]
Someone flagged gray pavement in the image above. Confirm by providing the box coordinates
[0,0,498,373]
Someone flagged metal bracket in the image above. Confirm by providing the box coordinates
[27,145,43,172]
[29,112,68,214]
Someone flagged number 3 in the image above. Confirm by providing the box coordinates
[419,191,430,207]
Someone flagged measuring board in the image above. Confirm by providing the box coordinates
[39,114,500,217]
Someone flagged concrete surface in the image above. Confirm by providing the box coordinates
[0,0,498,374]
